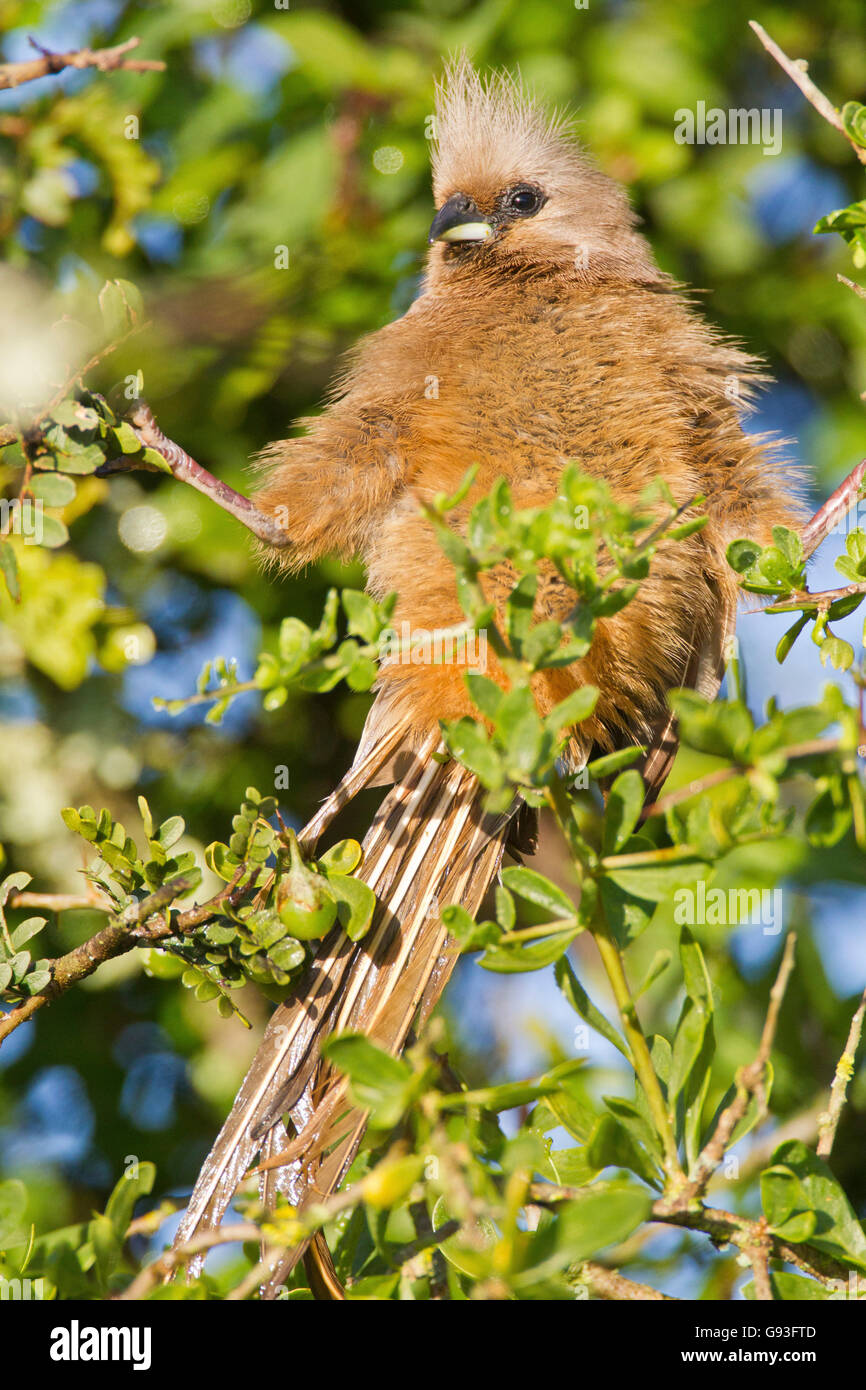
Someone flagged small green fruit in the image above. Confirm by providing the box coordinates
[276,830,338,940]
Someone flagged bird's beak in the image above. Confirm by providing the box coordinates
[428,194,493,245]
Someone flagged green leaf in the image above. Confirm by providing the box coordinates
[555,957,631,1061]
[516,1182,651,1285]
[104,1162,156,1239]
[326,873,376,941]
[442,718,505,789]
[602,857,705,904]
[586,745,646,779]
[342,589,382,643]
[680,926,713,1013]
[669,998,708,1104]
[586,1114,661,1187]
[442,903,499,952]
[11,916,47,949]
[726,538,762,574]
[501,866,575,920]
[841,100,866,149]
[0,1179,28,1246]
[317,839,362,874]
[464,672,503,719]
[819,636,854,671]
[603,769,645,855]
[503,573,536,655]
[37,515,70,549]
[479,926,579,973]
[0,541,20,602]
[805,782,852,847]
[157,816,185,850]
[545,684,599,734]
[98,278,143,339]
[765,1272,834,1301]
[0,871,31,909]
[29,473,76,506]
[776,613,809,664]
[322,1033,413,1128]
[763,1141,866,1271]
[635,949,671,998]
[496,687,546,779]
[90,1212,122,1287]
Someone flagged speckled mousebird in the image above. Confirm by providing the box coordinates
[172,59,803,1297]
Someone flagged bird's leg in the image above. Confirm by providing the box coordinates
[96,400,291,548]
[801,457,866,559]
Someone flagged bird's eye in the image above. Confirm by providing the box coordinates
[504,184,543,216]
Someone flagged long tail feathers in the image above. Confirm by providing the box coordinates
[171,730,517,1294]
[172,593,735,1294]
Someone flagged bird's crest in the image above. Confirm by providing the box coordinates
[431,55,583,204]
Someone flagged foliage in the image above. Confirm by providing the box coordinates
[2,0,866,1303]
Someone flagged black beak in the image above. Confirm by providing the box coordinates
[428,193,493,245]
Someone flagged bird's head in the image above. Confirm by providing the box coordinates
[427,57,658,286]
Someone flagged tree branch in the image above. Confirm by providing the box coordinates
[97,401,291,548]
[644,738,840,819]
[0,36,164,91]
[115,1222,261,1300]
[0,871,248,1046]
[817,982,866,1158]
[765,582,866,615]
[660,933,796,1206]
[749,21,866,167]
[531,1179,852,1288]
[578,1262,675,1301]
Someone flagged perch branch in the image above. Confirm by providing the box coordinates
[801,458,866,557]
[97,401,291,548]
[0,36,164,91]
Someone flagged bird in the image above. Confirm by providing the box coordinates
[171,58,803,1297]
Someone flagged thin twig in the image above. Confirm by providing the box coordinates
[801,460,866,557]
[749,21,866,167]
[0,871,248,1045]
[838,274,866,302]
[644,739,840,819]
[578,1262,675,1301]
[531,1181,852,1287]
[746,1227,774,1301]
[0,36,164,91]
[115,1222,261,1300]
[663,933,796,1204]
[9,890,114,913]
[765,581,866,616]
[102,401,291,548]
[817,984,866,1158]
[707,1097,825,1190]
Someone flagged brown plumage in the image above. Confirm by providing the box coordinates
[173,59,803,1294]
